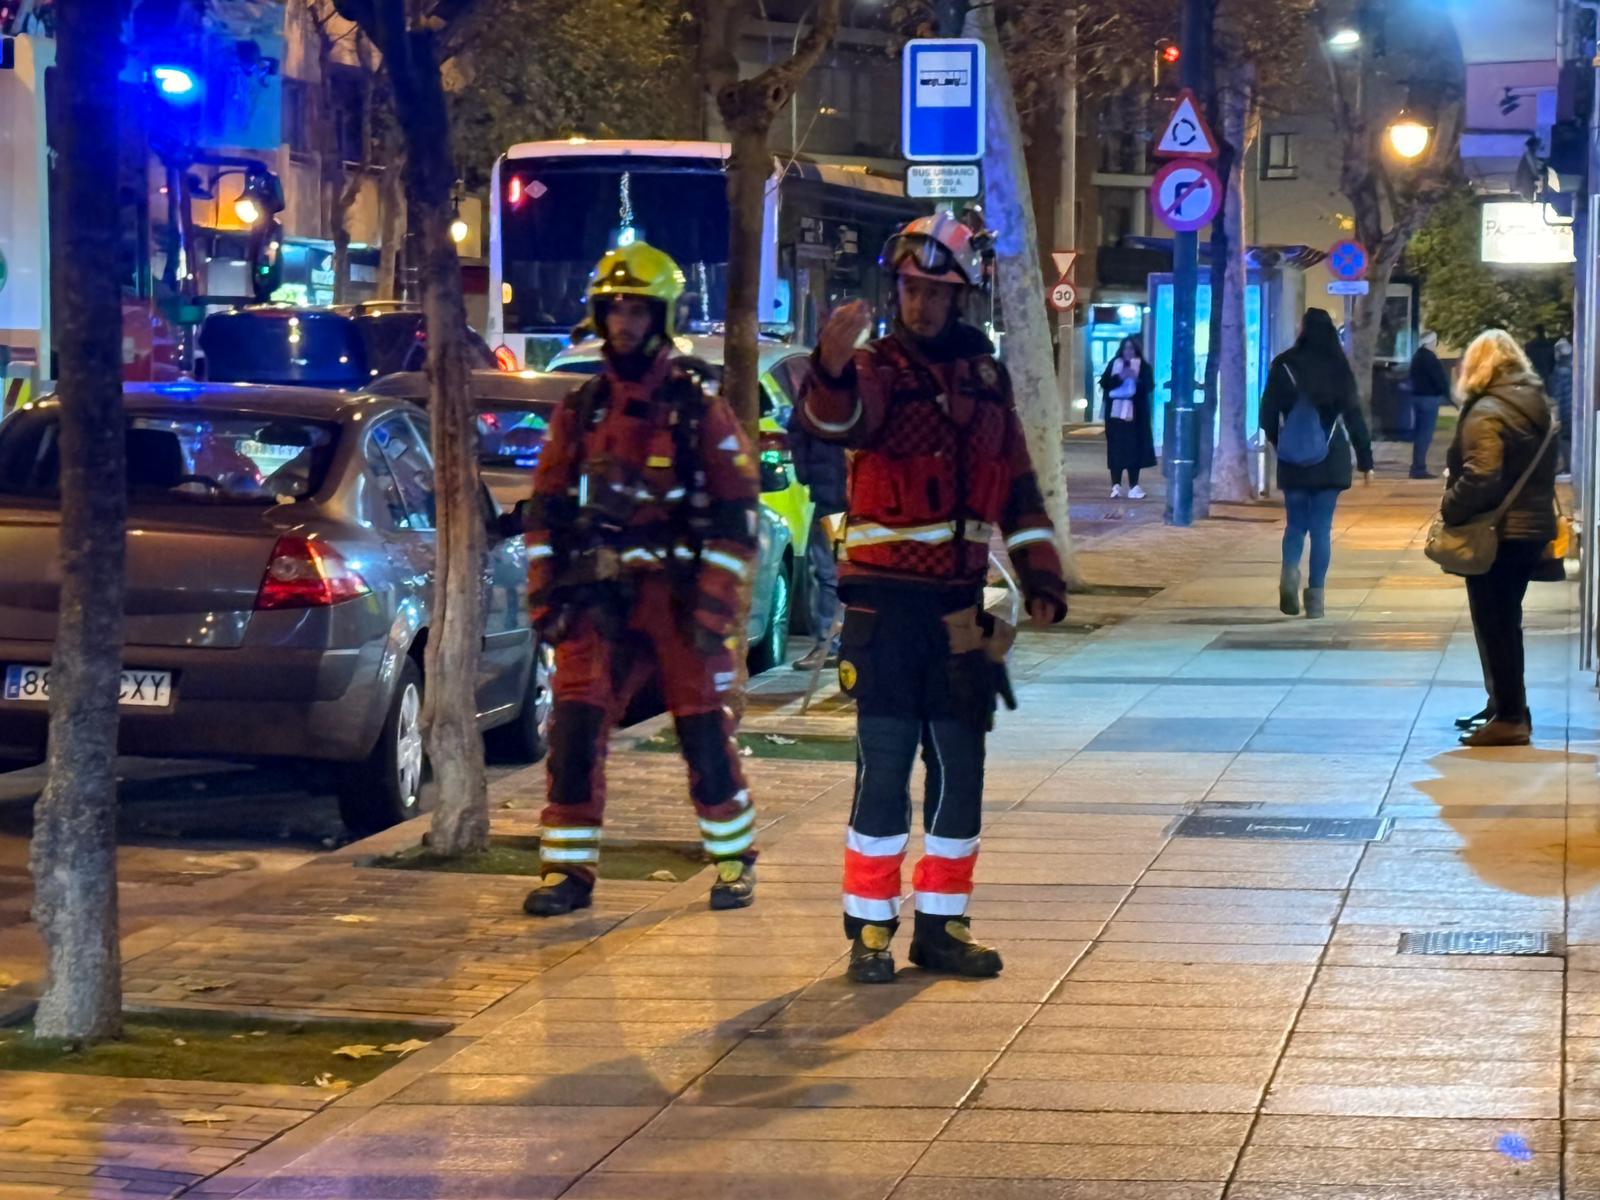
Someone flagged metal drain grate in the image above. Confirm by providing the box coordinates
[1207,630,1450,652]
[1398,930,1564,957]
[1173,815,1393,842]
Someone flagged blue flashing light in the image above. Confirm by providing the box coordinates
[152,65,200,101]
[616,226,637,247]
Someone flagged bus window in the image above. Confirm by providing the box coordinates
[500,157,730,336]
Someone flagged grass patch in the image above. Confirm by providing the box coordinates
[636,730,855,761]
[0,1010,436,1087]
[378,835,709,882]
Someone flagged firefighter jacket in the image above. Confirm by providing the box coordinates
[525,348,760,640]
[799,322,1066,615]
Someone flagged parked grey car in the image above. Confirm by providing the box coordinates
[0,383,546,833]
[363,369,795,671]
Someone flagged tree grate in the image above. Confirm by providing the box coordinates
[1173,815,1392,842]
[1397,930,1564,957]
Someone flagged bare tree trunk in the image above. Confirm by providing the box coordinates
[722,126,770,439]
[965,2,1082,588]
[1211,67,1254,503]
[347,0,488,856]
[32,0,128,1043]
[377,149,405,302]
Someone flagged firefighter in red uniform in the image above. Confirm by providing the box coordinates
[800,212,1068,983]
[521,241,761,917]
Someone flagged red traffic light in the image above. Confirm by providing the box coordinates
[1160,43,1181,64]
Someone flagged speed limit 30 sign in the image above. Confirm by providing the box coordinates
[1049,280,1077,313]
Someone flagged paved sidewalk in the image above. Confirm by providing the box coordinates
[170,474,1600,1200]
[6,462,1597,1199]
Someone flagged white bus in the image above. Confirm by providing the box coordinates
[487,139,926,369]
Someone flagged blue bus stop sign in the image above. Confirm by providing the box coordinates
[901,38,986,163]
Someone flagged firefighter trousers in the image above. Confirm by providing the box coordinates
[836,583,989,938]
[540,574,754,884]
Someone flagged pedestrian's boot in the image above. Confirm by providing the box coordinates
[1303,587,1325,619]
[848,923,897,984]
[791,642,838,672]
[1279,565,1301,616]
[1460,718,1532,748]
[709,859,756,911]
[1455,706,1493,731]
[908,914,1003,978]
[523,871,593,918]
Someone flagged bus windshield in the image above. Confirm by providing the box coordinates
[500,156,730,336]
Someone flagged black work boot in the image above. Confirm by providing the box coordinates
[709,859,757,911]
[847,923,896,984]
[908,914,1003,978]
[523,871,593,917]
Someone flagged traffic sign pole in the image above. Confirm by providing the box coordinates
[1167,0,1212,529]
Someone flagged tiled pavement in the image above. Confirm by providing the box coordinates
[10,465,1600,1198]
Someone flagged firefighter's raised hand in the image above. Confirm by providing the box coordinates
[819,300,873,379]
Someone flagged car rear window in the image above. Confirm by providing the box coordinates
[0,410,339,504]
[478,405,554,469]
[357,314,428,377]
[201,312,368,388]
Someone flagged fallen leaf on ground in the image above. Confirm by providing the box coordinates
[183,979,234,994]
[763,734,798,745]
[250,1030,267,1037]
[311,1073,351,1091]
[382,1039,430,1056]
[177,1112,229,1125]
[333,1044,383,1059]
[647,869,677,882]
[172,1038,187,1047]
[332,914,376,924]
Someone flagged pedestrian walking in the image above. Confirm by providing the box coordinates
[520,240,761,916]
[1551,337,1574,477]
[1260,308,1374,619]
[1099,336,1156,499]
[800,212,1067,984]
[1407,331,1451,479]
[1444,330,1559,748]
[787,404,847,670]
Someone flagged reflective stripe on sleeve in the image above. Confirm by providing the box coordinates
[702,548,751,580]
[805,397,864,435]
[1005,528,1056,551]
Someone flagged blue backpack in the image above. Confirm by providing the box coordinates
[1275,363,1342,467]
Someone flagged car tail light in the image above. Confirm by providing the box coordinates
[256,536,370,610]
[494,344,518,371]
[758,429,790,467]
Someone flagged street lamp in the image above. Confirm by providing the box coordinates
[450,210,469,245]
[233,196,262,226]
[1327,27,1362,50]
[1387,113,1432,160]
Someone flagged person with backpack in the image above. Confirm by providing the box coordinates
[1260,308,1374,618]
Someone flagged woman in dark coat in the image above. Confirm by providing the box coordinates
[1259,308,1374,619]
[1445,329,1559,748]
[1099,336,1157,499]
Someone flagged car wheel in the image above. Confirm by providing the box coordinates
[486,637,553,764]
[747,562,792,675]
[338,657,427,835]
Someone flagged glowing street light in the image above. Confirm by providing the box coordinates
[1387,114,1432,160]
[1327,27,1362,50]
[234,196,262,226]
[450,214,470,245]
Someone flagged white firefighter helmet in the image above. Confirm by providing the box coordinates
[879,211,984,287]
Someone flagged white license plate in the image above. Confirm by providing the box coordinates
[3,665,174,708]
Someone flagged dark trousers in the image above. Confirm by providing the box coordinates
[1410,397,1444,475]
[1465,540,1545,726]
[837,583,989,938]
[1282,488,1341,589]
